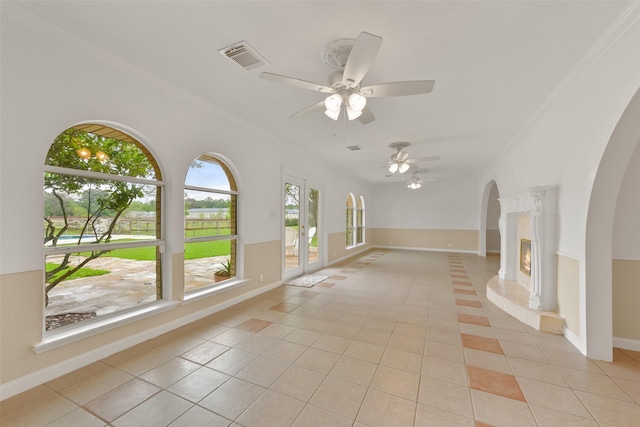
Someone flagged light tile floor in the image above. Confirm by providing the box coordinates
[3,249,640,426]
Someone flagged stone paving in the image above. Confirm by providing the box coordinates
[46,256,228,318]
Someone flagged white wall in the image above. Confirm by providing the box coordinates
[0,8,373,277]
[0,4,380,395]
[371,180,479,230]
[479,5,640,358]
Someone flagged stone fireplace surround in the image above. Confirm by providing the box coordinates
[487,186,565,333]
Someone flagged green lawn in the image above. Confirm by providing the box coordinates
[47,228,232,289]
[79,240,230,261]
[73,234,232,261]
[46,262,110,281]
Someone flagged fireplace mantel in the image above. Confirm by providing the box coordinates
[498,186,559,310]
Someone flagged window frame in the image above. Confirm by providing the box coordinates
[43,124,166,337]
[183,154,239,294]
[346,193,356,248]
[356,195,365,245]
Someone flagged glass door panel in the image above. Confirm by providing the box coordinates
[306,186,321,270]
[283,176,323,280]
[284,181,301,274]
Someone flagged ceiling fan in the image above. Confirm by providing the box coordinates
[387,142,440,174]
[406,172,426,190]
[259,32,435,124]
[387,168,435,190]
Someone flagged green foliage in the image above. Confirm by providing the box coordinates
[214,259,231,277]
[43,127,157,301]
[184,197,230,209]
[185,240,231,260]
[126,199,156,213]
[46,263,110,281]
[77,239,231,261]
[184,226,232,238]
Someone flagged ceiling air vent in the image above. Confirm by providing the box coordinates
[219,41,268,71]
[347,145,363,151]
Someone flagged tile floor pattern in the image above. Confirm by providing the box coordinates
[3,250,640,426]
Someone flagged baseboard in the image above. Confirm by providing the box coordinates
[613,336,640,352]
[327,246,373,266]
[0,280,282,401]
[374,245,479,254]
[564,327,586,356]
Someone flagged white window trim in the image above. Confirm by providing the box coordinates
[184,157,240,294]
[44,155,166,340]
[182,278,249,304]
[33,301,179,354]
[356,195,366,246]
[346,193,357,248]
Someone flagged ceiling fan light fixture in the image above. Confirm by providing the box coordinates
[348,93,366,112]
[324,108,340,120]
[408,182,422,190]
[398,162,410,173]
[346,105,362,120]
[324,94,342,112]
[388,162,399,173]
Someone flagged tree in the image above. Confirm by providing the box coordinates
[44,128,156,304]
[308,188,319,228]
[285,183,299,209]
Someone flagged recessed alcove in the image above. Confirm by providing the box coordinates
[487,186,565,333]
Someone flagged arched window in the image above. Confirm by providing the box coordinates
[43,124,163,331]
[184,154,237,292]
[346,193,356,248]
[356,196,365,245]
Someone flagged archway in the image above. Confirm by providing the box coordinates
[479,179,500,259]
[612,142,640,351]
[585,87,640,360]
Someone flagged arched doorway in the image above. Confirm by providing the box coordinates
[585,87,640,360]
[479,179,500,261]
[612,141,640,352]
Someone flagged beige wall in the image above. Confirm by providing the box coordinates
[245,240,282,285]
[557,254,580,337]
[0,241,281,387]
[370,228,478,252]
[327,232,372,263]
[613,259,640,341]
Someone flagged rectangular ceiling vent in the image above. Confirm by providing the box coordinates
[219,41,268,71]
[347,145,363,151]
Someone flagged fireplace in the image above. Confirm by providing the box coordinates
[497,186,559,311]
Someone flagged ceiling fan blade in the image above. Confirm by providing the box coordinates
[356,106,375,124]
[360,80,435,97]
[406,156,441,163]
[260,72,334,94]
[342,32,382,88]
[290,100,325,118]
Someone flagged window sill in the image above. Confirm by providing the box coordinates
[33,301,180,354]
[183,278,249,304]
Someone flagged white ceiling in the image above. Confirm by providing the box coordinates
[13,1,632,184]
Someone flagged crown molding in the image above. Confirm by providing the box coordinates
[487,1,640,172]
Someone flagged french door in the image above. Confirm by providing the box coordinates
[283,175,322,280]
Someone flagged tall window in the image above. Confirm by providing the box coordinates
[184,154,237,292]
[346,193,356,248]
[44,124,163,331]
[356,196,365,245]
